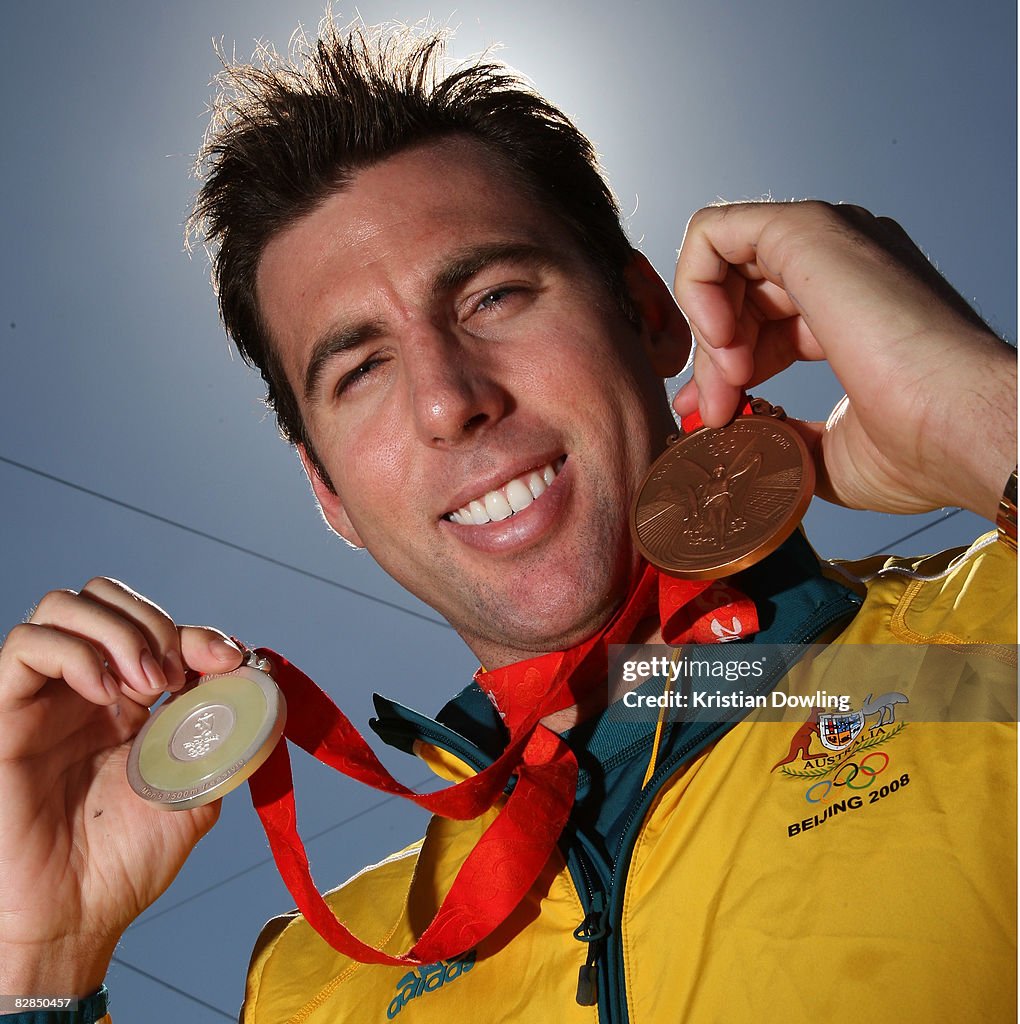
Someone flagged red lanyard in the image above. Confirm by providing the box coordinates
[245,560,757,967]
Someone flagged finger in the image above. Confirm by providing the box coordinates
[0,621,119,708]
[674,315,828,426]
[672,329,749,427]
[674,204,773,349]
[79,578,188,690]
[672,375,700,419]
[178,627,243,677]
[689,342,745,427]
[676,201,827,328]
[705,270,805,356]
[29,588,170,704]
[674,239,737,351]
[742,276,801,324]
[733,316,828,390]
[701,327,756,389]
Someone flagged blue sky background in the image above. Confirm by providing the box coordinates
[1,2,1015,1019]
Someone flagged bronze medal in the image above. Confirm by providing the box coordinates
[631,401,815,580]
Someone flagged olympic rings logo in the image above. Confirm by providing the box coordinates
[805,752,890,803]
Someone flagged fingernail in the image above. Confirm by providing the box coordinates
[209,638,241,663]
[162,649,186,690]
[140,649,166,691]
[102,672,120,702]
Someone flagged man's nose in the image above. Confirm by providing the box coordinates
[405,328,508,446]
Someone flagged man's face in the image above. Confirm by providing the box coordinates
[257,137,689,667]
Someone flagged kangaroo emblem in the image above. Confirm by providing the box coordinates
[861,692,909,731]
[770,709,826,771]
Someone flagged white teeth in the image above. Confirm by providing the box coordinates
[448,458,564,526]
[505,479,534,513]
[484,490,513,521]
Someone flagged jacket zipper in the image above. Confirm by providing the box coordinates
[564,834,612,1013]
[601,600,861,1023]
[573,890,608,1005]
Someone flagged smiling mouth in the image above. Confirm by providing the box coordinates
[446,456,567,525]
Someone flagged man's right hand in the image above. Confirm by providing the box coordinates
[0,577,243,996]
[672,201,1017,521]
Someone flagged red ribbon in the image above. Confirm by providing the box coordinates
[244,381,760,966]
[679,395,753,435]
[246,560,757,966]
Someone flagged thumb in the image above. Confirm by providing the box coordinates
[178,628,244,678]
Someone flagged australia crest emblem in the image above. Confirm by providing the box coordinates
[817,709,865,752]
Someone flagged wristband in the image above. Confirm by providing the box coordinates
[996,468,1018,551]
[0,986,108,1024]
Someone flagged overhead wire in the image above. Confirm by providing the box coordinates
[0,454,452,631]
[1,451,970,590]
[109,956,235,1020]
[863,507,964,557]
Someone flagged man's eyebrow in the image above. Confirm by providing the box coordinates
[303,320,385,400]
[429,242,564,300]
[302,243,564,400]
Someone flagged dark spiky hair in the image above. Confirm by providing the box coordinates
[190,17,634,485]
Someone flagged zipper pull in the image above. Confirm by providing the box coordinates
[573,892,608,1007]
[576,962,599,1007]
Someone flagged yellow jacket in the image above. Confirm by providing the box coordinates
[242,533,1016,1024]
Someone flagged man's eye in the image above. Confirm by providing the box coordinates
[336,358,381,396]
[476,286,519,312]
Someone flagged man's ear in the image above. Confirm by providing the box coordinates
[624,251,693,377]
[297,445,365,549]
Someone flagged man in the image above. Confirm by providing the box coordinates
[0,19,1015,1024]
